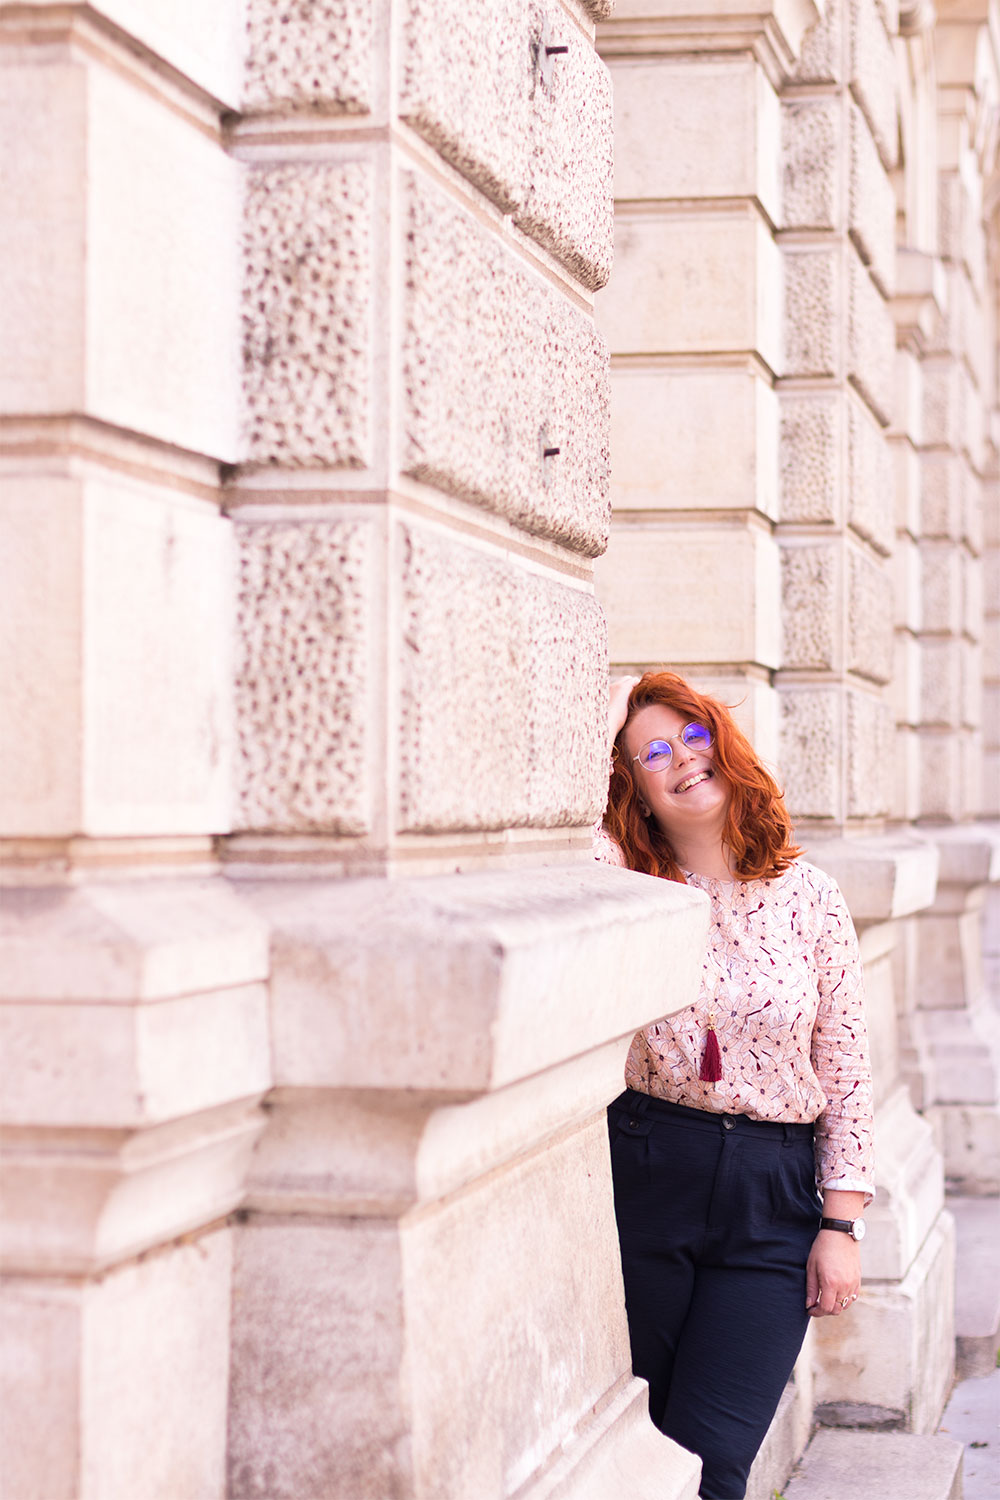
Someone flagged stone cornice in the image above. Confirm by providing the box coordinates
[597,0,822,90]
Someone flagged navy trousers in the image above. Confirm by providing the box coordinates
[608,1089,820,1500]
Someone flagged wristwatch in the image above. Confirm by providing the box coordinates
[821,1216,866,1241]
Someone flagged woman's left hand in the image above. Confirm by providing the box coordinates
[806,1230,861,1317]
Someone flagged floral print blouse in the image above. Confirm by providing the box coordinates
[594,827,875,1201]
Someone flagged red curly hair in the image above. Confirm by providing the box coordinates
[605,671,801,884]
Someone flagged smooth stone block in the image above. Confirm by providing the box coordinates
[599,206,783,371]
[596,522,781,668]
[812,1210,956,1434]
[1,1228,233,1500]
[610,365,779,518]
[784,1430,962,1500]
[244,864,710,1093]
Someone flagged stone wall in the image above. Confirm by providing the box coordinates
[2,1,999,1497]
[1,2,711,1498]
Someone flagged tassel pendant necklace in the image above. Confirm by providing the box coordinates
[699,1010,723,1083]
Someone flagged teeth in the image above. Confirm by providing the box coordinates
[676,771,710,794]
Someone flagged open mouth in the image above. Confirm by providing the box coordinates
[674,769,713,795]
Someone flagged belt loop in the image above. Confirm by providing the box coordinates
[782,1122,793,1147]
[632,1091,651,1118]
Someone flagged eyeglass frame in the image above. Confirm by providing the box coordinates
[629,722,714,773]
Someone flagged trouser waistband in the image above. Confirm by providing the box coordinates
[611,1088,814,1141]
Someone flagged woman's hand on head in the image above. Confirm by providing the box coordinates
[805,1231,861,1318]
[609,676,641,751]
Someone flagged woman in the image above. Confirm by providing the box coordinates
[596,672,874,1500]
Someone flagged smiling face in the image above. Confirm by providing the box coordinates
[622,702,730,852]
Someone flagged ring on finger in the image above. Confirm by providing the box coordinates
[840,1296,850,1309]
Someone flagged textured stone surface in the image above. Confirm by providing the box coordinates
[848,396,894,554]
[402,174,610,555]
[400,0,529,213]
[782,544,837,670]
[398,526,606,831]
[849,0,897,170]
[846,689,892,818]
[242,162,370,468]
[921,360,959,451]
[919,453,961,539]
[848,253,894,426]
[848,549,893,684]
[516,23,614,289]
[849,103,895,295]
[234,520,370,834]
[920,542,962,634]
[780,396,840,524]
[780,689,839,820]
[401,1,613,288]
[791,0,843,83]
[919,640,962,728]
[785,249,838,376]
[243,0,373,114]
[783,98,839,230]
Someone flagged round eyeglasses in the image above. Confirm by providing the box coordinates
[632,722,713,772]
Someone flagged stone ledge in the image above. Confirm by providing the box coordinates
[801,833,940,922]
[865,1084,944,1281]
[243,864,710,1094]
[949,1194,1000,1378]
[597,0,822,90]
[784,1430,962,1500]
[518,1377,701,1500]
[922,820,1000,886]
[0,879,269,1003]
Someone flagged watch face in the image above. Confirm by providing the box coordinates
[852,1218,867,1241]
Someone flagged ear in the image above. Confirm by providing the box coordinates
[639,802,651,819]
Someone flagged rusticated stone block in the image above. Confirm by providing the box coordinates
[780,689,839,820]
[848,395,894,554]
[785,249,838,377]
[780,395,840,524]
[791,0,843,83]
[397,525,606,832]
[920,639,962,728]
[242,162,370,468]
[849,0,897,170]
[516,27,613,290]
[781,544,837,670]
[783,98,839,231]
[846,688,892,818]
[848,549,893,684]
[400,0,529,213]
[922,359,959,450]
[920,453,962,539]
[234,521,370,833]
[920,542,962,634]
[400,2,613,288]
[243,0,373,114]
[849,103,895,295]
[848,253,893,426]
[402,174,610,555]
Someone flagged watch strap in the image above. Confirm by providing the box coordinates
[821,1217,856,1234]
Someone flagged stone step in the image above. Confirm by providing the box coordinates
[949,1195,1000,1379]
[783,1431,964,1500]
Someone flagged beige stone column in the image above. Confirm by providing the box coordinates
[223,4,710,1498]
[594,0,819,756]
[776,0,955,1435]
[0,4,270,1497]
[897,8,1000,1195]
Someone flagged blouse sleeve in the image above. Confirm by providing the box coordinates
[810,877,876,1204]
[593,820,626,867]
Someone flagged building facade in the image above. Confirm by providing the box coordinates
[1,1,998,1497]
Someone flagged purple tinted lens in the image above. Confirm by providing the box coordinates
[641,741,672,768]
[683,723,713,750]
